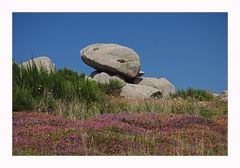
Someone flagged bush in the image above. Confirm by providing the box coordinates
[100,79,125,95]
[171,88,214,101]
[57,68,84,82]
[13,87,35,111]
[79,79,102,103]
[12,60,115,119]
[13,61,21,88]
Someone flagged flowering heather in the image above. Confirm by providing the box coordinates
[13,112,227,155]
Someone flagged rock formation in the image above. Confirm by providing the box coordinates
[90,71,126,86]
[80,43,141,79]
[19,56,56,73]
[120,84,161,99]
[80,43,176,99]
[133,77,176,98]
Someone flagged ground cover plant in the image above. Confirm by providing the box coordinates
[13,112,227,155]
[12,61,227,155]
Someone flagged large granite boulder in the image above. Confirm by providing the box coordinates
[80,43,141,79]
[133,77,176,98]
[89,71,126,86]
[120,84,161,99]
[19,56,55,73]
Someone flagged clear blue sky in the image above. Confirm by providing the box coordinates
[13,13,227,93]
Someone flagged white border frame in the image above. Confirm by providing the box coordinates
[1,1,240,168]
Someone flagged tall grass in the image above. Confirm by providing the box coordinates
[12,60,113,120]
[171,88,215,101]
[109,96,227,118]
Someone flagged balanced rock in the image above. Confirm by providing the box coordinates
[133,77,176,98]
[80,43,141,79]
[19,56,55,73]
[90,71,126,86]
[120,84,161,99]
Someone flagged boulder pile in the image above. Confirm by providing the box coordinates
[80,43,176,99]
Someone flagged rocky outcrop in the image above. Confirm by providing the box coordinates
[90,71,126,86]
[120,84,161,99]
[133,77,176,98]
[80,43,141,79]
[19,56,55,73]
[80,43,176,99]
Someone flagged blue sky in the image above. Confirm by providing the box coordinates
[13,13,227,93]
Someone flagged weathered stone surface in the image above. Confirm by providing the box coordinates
[133,77,176,98]
[80,43,141,79]
[120,84,161,99]
[89,71,126,86]
[19,56,55,73]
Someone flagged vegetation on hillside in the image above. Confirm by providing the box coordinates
[171,88,215,101]
[13,112,227,155]
[13,61,123,120]
[12,60,227,155]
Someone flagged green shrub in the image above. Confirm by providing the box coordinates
[12,59,112,119]
[171,88,214,101]
[13,61,21,88]
[13,87,35,111]
[57,68,84,82]
[100,79,124,95]
[79,79,103,103]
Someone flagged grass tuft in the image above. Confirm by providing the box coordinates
[171,88,215,101]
